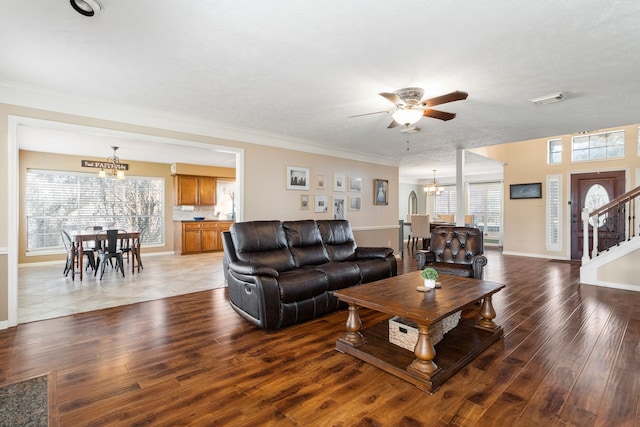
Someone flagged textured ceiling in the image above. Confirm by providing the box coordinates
[2,1,640,181]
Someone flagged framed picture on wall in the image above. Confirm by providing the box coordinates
[374,179,388,205]
[333,195,346,219]
[299,194,309,210]
[286,166,310,190]
[348,176,362,192]
[333,173,346,192]
[314,195,328,213]
[349,196,361,211]
[316,175,326,190]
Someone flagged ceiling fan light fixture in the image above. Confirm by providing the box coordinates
[392,108,423,126]
[70,0,102,17]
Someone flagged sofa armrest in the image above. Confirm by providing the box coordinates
[229,261,279,277]
[355,247,394,259]
[471,254,488,279]
[415,251,436,270]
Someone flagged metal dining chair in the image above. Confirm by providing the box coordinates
[94,229,125,279]
[61,230,96,276]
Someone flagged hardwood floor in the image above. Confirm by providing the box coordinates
[2,248,639,426]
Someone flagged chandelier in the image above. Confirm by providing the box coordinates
[424,169,444,196]
[98,146,126,179]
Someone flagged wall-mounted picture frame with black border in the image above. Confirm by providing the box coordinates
[286,166,310,190]
[509,182,542,199]
[374,179,389,205]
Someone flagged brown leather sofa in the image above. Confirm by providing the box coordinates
[223,219,397,330]
[415,226,487,279]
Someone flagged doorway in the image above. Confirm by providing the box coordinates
[570,170,625,259]
[8,116,244,327]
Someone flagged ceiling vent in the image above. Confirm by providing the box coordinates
[529,92,565,105]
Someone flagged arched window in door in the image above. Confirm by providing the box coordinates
[408,191,418,215]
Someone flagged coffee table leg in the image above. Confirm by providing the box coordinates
[408,324,439,376]
[338,303,366,347]
[477,294,498,330]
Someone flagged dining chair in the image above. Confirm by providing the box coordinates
[464,214,475,226]
[84,226,103,251]
[438,214,455,223]
[61,230,96,276]
[405,215,416,248]
[410,214,431,250]
[120,226,145,269]
[94,229,125,279]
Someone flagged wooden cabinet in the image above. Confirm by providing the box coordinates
[174,221,232,255]
[174,175,216,206]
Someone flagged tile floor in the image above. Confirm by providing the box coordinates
[18,252,227,324]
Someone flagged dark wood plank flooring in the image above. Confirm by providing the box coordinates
[1,248,639,426]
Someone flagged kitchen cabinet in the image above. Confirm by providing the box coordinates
[174,221,232,255]
[174,175,216,205]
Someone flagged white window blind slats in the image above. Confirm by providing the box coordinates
[468,182,502,244]
[546,175,562,251]
[26,169,164,253]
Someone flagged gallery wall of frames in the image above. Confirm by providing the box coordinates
[286,165,389,220]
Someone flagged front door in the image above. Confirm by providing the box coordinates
[570,170,625,259]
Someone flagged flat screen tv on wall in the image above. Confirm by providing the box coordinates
[509,183,542,199]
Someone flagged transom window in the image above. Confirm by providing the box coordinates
[548,139,562,164]
[26,169,165,254]
[572,130,625,162]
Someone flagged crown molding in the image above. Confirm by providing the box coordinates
[0,79,399,167]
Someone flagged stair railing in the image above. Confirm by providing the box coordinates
[582,185,640,264]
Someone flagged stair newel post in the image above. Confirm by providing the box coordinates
[582,207,591,264]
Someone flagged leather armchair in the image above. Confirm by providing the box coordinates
[415,226,487,279]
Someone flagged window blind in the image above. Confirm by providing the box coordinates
[546,175,562,251]
[468,182,502,244]
[26,169,164,253]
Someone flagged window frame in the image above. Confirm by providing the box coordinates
[571,129,625,162]
[25,169,165,255]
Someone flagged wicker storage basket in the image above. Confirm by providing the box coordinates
[388,312,461,351]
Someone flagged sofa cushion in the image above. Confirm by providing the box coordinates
[283,220,330,267]
[316,219,357,261]
[277,269,329,303]
[312,261,361,290]
[230,221,296,272]
[354,258,393,283]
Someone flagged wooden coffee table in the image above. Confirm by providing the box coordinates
[334,271,505,393]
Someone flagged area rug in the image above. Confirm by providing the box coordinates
[0,373,51,426]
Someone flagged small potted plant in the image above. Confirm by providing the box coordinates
[421,267,438,289]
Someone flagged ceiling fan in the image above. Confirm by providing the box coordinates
[350,87,468,128]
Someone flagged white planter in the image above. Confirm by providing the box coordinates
[424,279,436,289]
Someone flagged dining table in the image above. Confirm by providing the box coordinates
[68,229,142,281]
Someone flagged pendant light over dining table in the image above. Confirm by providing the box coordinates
[98,146,126,179]
[424,169,443,196]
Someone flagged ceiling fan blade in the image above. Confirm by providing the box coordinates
[421,91,468,107]
[348,110,393,118]
[379,92,403,106]
[423,109,457,121]
[387,119,400,128]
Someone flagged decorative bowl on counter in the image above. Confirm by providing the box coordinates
[193,217,206,221]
